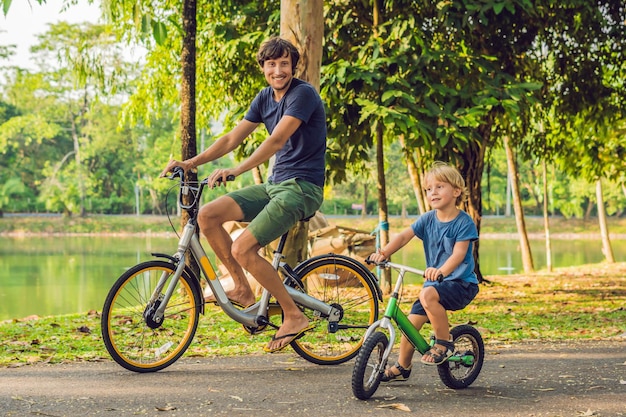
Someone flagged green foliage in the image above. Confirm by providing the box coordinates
[0,0,625,224]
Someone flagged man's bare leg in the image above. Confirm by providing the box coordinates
[197,197,256,307]
[231,229,310,352]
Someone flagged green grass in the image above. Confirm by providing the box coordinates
[1,262,624,368]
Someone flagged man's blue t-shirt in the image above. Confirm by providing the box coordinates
[411,210,479,285]
[245,78,326,187]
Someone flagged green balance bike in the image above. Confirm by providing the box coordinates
[351,260,484,400]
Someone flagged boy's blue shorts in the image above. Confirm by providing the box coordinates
[410,280,479,315]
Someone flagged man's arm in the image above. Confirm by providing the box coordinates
[159,119,259,177]
[232,115,302,176]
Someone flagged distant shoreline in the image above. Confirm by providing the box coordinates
[2,231,625,240]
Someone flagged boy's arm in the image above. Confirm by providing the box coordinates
[369,228,415,262]
[426,240,470,280]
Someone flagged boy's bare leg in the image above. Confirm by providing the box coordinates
[386,314,428,376]
[420,286,451,363]
[198,197,256,307]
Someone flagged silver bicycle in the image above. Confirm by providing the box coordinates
[101,167,381,372]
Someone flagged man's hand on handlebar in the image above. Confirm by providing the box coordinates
[159,159,194,178]
[207,169,236,188]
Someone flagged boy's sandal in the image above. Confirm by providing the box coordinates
[380,361,412,382]
[421,339,455,366]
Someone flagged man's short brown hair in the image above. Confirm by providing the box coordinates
[256,37,300,73]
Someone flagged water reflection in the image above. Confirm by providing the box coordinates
[0,236,624,320]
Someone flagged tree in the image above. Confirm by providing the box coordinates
[503,135,534,272]
[279,0,324,266]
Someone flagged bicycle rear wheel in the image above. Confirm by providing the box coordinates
[101,260,201,373]
[437,324,484,388]
[288,255,379,365]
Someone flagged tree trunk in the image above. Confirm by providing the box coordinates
[503,135,534,273]
[362,183,368,218]
[70,117,86,217]
[181,0,199,273]
[460,128,489,282]
[279,0,323,267]
[280,0,323,91]
[252,166,264,185]
[375,123,391,293]
[180,0,197,207]
[399,135,426,215]
[596,179,615,263]
[542,160,552,272]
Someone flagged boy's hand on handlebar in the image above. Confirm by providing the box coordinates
[424,267,444,282]
[366,252,386,265]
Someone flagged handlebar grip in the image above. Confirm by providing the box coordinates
[216,174,236,184]
[168,166,184,179]
[437,274,444,283]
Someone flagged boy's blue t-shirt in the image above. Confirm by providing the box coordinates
[411,210,479,285]
[245,78,327,187]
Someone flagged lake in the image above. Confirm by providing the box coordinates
[0,235,624,321]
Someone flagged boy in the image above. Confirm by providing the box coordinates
[368,161,479,380]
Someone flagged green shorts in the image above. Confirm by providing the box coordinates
[227,178,323,247]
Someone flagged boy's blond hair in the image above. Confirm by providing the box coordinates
[424,161,469,206]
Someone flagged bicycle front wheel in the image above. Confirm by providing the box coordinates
[101,260,201,373]
[289,255,379,365]
[352,331,389,400]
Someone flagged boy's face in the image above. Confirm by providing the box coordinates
[262,52,294,94]
[425,180,461,209]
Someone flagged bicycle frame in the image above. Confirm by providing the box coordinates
[150,170,342,331]
[362,261,473,367]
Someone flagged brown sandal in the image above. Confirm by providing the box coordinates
[380,361,412,382]
[421,339,454,366]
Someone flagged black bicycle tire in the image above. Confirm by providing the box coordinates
[288,254,380,365]
[351,331,389,400]
[437,324,484,388]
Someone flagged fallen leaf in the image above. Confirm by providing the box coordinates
[377,403,411,412]
[76,326,91,334]
[155,404,177,411]
[577,409,597,416]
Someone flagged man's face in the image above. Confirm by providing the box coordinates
[262,52,293,94]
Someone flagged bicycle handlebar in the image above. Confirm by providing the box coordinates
[366,258,444,283]
[166,166,235,211]
[167,166,235,184]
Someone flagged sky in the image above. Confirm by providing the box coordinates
[0,0,101,69]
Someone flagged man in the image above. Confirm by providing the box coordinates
[160,37,327,353]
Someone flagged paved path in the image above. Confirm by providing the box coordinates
[1,340,625,416]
